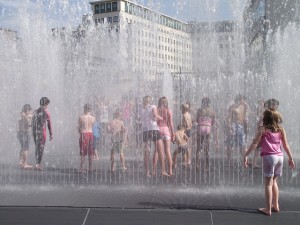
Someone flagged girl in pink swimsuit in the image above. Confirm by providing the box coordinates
[196,97,218,171]
[244,109,295,216]
[157,97,174,176]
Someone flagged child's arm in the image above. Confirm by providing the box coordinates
[152,107,163,121]
[244,126,264,167]
[281,128,296,169]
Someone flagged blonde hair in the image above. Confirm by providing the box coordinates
[181,103,189,113]
[263,109,283,132]
[143,96,152,106]
[158,96,168,108]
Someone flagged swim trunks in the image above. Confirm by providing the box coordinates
[79,132,94,156]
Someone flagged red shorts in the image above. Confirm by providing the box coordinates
[79,132,94,156]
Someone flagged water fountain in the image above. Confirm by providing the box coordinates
[0,0,299,198]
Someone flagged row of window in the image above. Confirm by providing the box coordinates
[95,16,119,24]
[124,2,187,32]
[94,2,118,14]
[133,58,190,71]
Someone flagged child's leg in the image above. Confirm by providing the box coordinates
[155,139,168,176]
[120,153,127,171]
[80,156,85,172]
[144,142,151,176]
[164,140,172,175]
[260,176,273,215]
[111,150,115,171]
[272,176,280,211]
[196,135,201,168]
[172,149,179,168]
[88,155,93,172]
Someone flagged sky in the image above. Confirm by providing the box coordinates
[0,0,247,30]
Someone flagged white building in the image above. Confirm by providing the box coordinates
[89,0,193,79]
[190,21,244,77]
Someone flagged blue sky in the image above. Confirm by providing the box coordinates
[0,0,247,30]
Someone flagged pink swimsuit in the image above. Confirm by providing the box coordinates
[198,116,213,135]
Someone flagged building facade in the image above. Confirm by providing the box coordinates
[190,20,244,77]
[89,0,192,79]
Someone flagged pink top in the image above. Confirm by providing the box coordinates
[198,116,214,127]
[261,131,283,157]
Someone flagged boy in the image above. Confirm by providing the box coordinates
[107,110,127,172]
[78,103,96,172]
[172,125,189,168]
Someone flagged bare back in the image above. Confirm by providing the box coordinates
[78,113,96,133]
[108,118,126,141]
[230,103,247,124]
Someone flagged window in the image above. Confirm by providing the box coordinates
[100,3,105,13]
[107,17,112,23]
[112,2,117,11]
[113,16,119,22]
[106,3,112,12]
[95,5,100,14]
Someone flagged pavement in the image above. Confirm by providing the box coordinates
[1,154,300,224]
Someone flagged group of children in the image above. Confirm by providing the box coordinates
[17,97,53,171]
[17,96,296,217]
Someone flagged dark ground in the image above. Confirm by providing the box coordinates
[1,154,300,225]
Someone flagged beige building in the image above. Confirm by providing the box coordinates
[89,0,193,79]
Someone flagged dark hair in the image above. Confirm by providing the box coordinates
[84,103,93,112]
[40,97,50,106]
[201,97,210,108]
[234,94,242,103]
[264,99,279,109]
[22,104,31,112]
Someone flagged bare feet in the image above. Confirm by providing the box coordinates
[122,167,127,172]
[271,205,280,213]
[162,172,170,177]
[23,164,33,169]
[258,208,271,216]
[35,164,43,171]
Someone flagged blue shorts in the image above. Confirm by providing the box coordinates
[225,123,246,148]
[93,136,100,150]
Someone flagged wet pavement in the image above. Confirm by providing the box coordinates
[1,154,300,224]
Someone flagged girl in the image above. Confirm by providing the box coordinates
[17,104,33,169]
[244,108,295,216]
[196,97,218,171]
[157,97,175,175]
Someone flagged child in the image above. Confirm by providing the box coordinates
[107,110,127,172]
[141,96,169,177]
[92,114,101,160]
[244,108,295,216]
[172,125,189,168]
[77,103,96,172]
[196,97,218,172]
[157,96,175,176]
[32,97,53,171]
[180,103,193,166]
[17,104,33,169]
